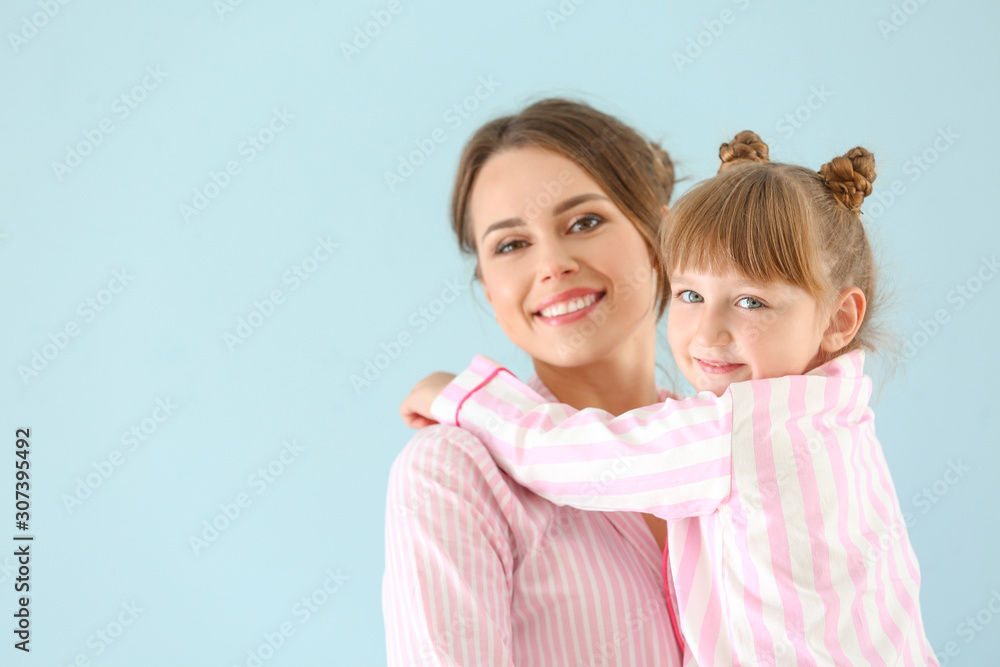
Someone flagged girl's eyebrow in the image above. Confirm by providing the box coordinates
[480,193,611,243]
[669,274,774,290]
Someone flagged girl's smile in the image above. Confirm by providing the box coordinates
[694,358,745,375]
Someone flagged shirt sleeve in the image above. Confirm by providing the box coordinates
[383,424,516,667]
[429,355,734,520]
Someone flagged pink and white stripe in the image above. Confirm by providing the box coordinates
[384,375,684,666]
[430,350,938,666]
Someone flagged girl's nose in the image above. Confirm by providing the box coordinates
[695,307,732,347]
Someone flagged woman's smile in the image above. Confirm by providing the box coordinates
[533,289,606,325]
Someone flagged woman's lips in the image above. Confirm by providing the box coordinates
[534,291,605,326]
[695,358,745,375]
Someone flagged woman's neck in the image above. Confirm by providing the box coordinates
[533,352,660,416]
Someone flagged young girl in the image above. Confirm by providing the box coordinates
[401,132,938,665]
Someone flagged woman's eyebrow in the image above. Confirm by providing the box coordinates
[552,193,610,215]
[481,218,524,243]
[480,193,611,243]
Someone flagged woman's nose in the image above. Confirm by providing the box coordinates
[536,240,579,282]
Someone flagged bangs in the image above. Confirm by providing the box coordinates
[661,164,831,298]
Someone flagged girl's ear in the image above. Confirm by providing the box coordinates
[820,287,866,354]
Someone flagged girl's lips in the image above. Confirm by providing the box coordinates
[695,358,745,375]
[534,292,605,326]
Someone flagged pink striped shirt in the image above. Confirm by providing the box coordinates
[383,376,683,666]
[429,350,938,666]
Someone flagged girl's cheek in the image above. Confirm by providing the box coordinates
[744,325,761,343]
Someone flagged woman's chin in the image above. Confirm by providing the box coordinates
[517,338,604,369]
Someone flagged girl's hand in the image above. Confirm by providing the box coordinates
[399,372,456,429]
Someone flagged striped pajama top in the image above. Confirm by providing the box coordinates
[383,379,684,666]
[429,350,938,666]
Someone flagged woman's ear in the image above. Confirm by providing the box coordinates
[820,287,866,354]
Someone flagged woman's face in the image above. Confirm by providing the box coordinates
[469,146,659,369]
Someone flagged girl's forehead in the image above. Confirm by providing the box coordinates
[668,260,749,282]
[669,265,795,291]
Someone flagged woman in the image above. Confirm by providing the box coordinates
[384,98,681,666]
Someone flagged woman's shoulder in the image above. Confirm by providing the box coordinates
[388,424,501,489]
[399,422,491,456]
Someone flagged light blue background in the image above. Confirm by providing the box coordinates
[1,1,997,665]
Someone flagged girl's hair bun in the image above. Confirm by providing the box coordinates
[818,147,876,213]
[718,130,770,172]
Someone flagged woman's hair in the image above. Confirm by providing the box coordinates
[451,98,676,317]
[661,130,884,356]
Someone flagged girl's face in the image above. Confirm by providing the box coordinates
[469,146,659,369]
[666,267,832,396]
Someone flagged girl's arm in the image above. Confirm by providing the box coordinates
[429,355,734,520]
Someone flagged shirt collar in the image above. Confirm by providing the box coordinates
[524,349,867,405]
[805,349,866,379]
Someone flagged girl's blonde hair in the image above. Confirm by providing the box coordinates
[451,98,676,317]
[661,131,884,356]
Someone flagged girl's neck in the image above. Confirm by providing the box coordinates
[533,350,660,416]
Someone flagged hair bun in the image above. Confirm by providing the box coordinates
[818,147,876,213]
[718,130,769,172]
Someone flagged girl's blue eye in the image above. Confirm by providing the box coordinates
[678,290,703,303]
[737,296,765,309]
[496,239,528,254]
[569,215,603,232]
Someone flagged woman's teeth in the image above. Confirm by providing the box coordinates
[539,294,598,318]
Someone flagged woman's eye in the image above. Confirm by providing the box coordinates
[737,296,765,309]
[569,215,602,232]
[496,239,528,254]
[677,290,703,303]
